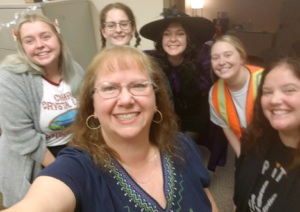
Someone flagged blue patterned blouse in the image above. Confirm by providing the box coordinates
[39,134,212,212]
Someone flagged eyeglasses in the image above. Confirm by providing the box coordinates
[103,20,132,31]
[94,80,155,99]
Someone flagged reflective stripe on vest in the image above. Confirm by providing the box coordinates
[212,65,263,139]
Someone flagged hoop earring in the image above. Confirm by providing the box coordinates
[86,115,101,130]
[152,109,163,124]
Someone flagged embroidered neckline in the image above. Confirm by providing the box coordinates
[107,152,178,212]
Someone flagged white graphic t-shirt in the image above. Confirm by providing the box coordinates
[40,77,78,147]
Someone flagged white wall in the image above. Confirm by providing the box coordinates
[90,0,163,51]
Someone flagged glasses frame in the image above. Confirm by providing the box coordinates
[103,20,132,31]
[94,80,156,99]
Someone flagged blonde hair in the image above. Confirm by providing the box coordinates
[69,46,179,166]
[0,14,82,97]
[212,35,248,63]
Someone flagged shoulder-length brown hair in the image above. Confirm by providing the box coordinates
[243,57,300,169]
[69,46,179,166]
[99,2,141,48]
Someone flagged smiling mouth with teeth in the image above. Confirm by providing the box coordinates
[273,110,288,115]
[115,113,138,120]
[220,67,230,71]
[37,52,49,56]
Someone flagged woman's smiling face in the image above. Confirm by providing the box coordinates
[261,64,300,134]
[93,60,157,141]
[211,41,244,81]
[20,21,61,71]
[162,22,187,59]
[101,8,135,46]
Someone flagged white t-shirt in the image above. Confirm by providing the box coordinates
[40,78,78,147]
[209,76,250,129]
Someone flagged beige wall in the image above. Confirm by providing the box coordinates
[0,0,163,50]
[184,0,283,33]
[0,0,283,46]
[0,0,23,3]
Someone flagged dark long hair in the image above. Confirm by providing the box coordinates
[99,2,141,48]
[154,22,204,86]
[243,57,300,169]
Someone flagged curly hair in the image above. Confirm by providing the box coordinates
[243,57,300,169]
[154,22,205,86]
[69,46,180,166]
[99,2,141,48]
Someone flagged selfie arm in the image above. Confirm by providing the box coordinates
[3,176,76,212]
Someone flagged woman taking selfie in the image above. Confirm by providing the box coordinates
[3,46,218,212]
[234,57,300,211]
[0,14,83,207]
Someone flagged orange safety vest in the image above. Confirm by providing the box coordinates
[212,65,263,139]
